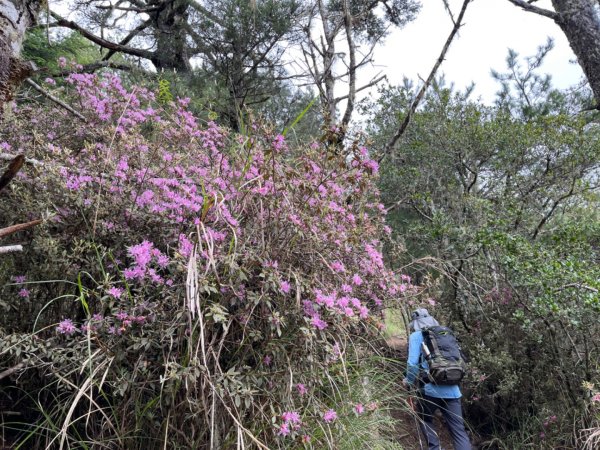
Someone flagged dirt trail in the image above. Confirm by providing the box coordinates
[384,334,457,450]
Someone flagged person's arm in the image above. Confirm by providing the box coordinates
[405,331,423,386]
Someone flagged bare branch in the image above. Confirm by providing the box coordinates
[95,4,161,13]
[554,283,598,294]
[382,0,472,159]
[185,0,227,27]
[0,153,43,166]
[49,11,155,60]
[442,0,456,25]
[24,79,87,122]
[51,61,146,77]
[335,74,386,103]
[531,178,577,240]
[0,363,25,380]
[0,245,23,254]
[102,18,152,61]
[0,219,43,239]
[506,0,557,19]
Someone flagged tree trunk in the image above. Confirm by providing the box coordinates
[0,0,43,112]
[551,0,600,106]
[148,0,192,73]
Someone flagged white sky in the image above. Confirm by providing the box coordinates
[364,0,585,104]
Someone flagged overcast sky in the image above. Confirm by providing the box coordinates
[364,0,584,104]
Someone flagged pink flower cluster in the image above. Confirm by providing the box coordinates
[4,70,416,446]
[277,410,302,436]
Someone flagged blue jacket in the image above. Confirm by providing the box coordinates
[406,330,462,399]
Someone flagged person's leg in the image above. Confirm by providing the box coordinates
[417,395,443,450]
[439,397,471,450]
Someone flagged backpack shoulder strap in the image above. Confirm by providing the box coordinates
[425,326,442,356]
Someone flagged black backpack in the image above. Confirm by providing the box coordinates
[420,326,467,385]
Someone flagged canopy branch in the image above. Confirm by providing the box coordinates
[49,11,155,60]
[506,0,557,19]
[381,0,472,160]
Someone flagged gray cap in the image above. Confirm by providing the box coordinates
[410,308,439,331]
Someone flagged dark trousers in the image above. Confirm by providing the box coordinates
[417,395,471,450]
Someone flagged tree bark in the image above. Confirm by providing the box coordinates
[508,0,600,107]
[551,0,600,107]
[0,0,43,112]
[148,0,192,73]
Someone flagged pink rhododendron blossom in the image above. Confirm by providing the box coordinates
[128,241,154,268]
[280,280,291,294]
[263,355,272,366]
[354,403,365,414]
[311,315,328,330]
[323,409,337,423]
[56,319,77,335]
[13,275,27,284]
[18,288,30,298]
[273,134,286,152]
[296,383,307,396]
[330,261,345,272]
[358,305,369,319]
[282,411,301,424]
[352,274,363,285]
[277,423,290,436]
[178,234,194,258]
[107,287,124,298]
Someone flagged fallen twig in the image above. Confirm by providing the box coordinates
[0,219,43,239]
[0,153,43,166]
[0,245,23,254]
[0,363,25,381]
[25,78,87,122]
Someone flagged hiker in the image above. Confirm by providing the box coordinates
[403,308,471,450]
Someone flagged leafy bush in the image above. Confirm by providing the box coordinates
[0,71,412,448]
[363,78,600,447]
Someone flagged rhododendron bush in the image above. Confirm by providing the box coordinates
[0,73,409,448]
